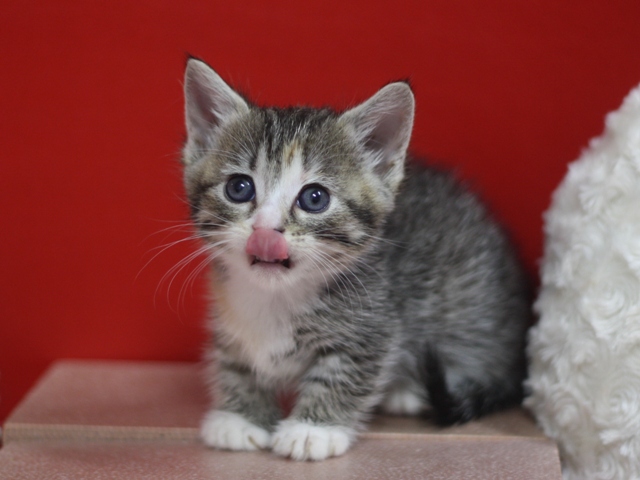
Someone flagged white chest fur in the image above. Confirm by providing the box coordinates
[211,271,317,383]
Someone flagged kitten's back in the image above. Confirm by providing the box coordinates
[383,161,530,424]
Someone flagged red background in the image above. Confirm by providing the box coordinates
[2,1,640,424]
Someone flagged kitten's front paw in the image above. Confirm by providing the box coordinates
[271,419,355,461]
[201,410,271,451]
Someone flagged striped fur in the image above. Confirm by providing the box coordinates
[182,59,530,461]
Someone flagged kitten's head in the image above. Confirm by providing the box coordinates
[182,59,414,290]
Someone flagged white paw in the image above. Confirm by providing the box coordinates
[380,388,425,416]
[271,419,354,461]
[200,410,271,451]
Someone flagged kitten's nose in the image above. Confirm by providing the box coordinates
[246,228,289,262]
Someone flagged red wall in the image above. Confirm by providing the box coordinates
[2,1,640,423]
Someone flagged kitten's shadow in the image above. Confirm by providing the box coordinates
[367,407,541,438]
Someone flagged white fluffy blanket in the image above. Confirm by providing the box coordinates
[526,83,640,479]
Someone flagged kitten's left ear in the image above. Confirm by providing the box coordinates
[339,82,415,191]
[183,58,250,164]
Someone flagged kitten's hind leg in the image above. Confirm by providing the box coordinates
[422,347,524,426]
[379,380,427,416]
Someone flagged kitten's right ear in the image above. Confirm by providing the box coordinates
[183,59,249,164]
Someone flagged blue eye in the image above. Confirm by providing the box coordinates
[225,175,255,203]
[297,184,330,213]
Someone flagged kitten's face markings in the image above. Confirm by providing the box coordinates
[183,59,415,289]
[240,143,329,275]
[240,177,332,273]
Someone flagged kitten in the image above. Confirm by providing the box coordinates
[181,58,530,461]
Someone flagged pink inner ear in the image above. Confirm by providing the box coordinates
[246,228,289,262]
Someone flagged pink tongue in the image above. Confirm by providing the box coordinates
[245,228,289,262]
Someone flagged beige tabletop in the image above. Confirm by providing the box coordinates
[0,360,562,479]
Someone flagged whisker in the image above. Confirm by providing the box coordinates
[304,247,372,313]
[176,244,232,310]
[158,239,231,310]
[158,244,211,294]
[136,233,206,281]
[357,232,407,249]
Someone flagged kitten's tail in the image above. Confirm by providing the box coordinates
[422,348,525,426]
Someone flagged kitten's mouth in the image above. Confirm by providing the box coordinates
[245,228,291,271]
[250,255,292,269]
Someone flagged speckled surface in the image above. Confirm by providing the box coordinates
[3,360,544,442]
[5,361,209,433]
[0,361,562,479]
[0,437,560,480]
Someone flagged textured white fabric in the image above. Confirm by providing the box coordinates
[526,83,640,479]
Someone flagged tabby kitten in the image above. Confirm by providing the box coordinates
[181,58,530,461]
